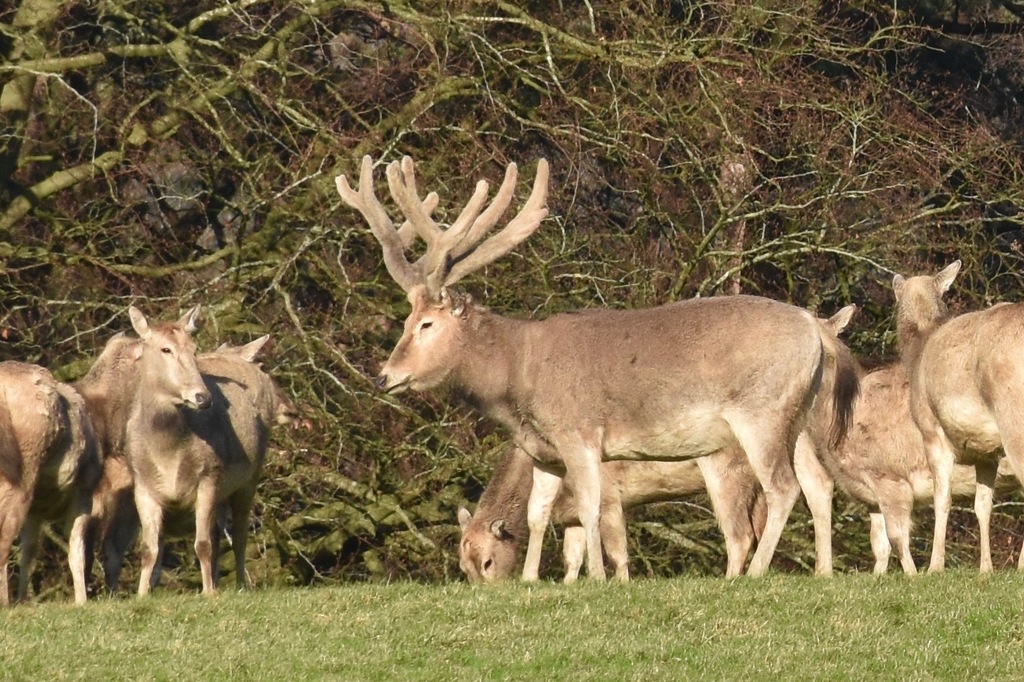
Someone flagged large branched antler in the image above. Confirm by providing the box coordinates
[335,155,549,300]
[334,155,440,293]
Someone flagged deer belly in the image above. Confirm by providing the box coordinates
[602,411,735,461]
[938,397,1002,460]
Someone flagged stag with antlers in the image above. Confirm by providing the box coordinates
[336,155,858,580]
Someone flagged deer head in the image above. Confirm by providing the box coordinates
[129,305,212,410]
[892,260,961,348]
[336,155,549,393]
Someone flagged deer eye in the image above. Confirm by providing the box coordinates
[161,347,173,354]
[483,558,493,571]
[419,320,434,332]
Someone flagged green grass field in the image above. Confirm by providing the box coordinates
[2,573,1023,681]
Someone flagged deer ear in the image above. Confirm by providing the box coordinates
[179,305,202,333]
[828,305,857,335]
[935,260,961,294]
[457,507,472,531]
[489,519,510,539]
[892,274,906,300]
[441,288,467,317]
[236,335,270,363]
[128,306,151,339]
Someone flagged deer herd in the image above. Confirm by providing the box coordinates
[1,154,1022,605]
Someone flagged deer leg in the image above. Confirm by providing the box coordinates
[793,433,834,576]
[17,514,42,602]
[922,430,955,573]
[562,525,585,584]
[986,387,1024,571]
[733,425,801,577]
[0,487,27,606]
[194,478,219,595]
[599,502,629,582]
[102,498,139,595]
[228,491,256,590]
[699,452,756,578]
[974,459,997,574]
[134,485,164,597]
[874,480,917,575]
[521,462,561,582]
[562,447,605,581]
[523,466,562,582]
[67,495,93,605]
[869,513,891,575]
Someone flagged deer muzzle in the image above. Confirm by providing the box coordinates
[374,373,408,394]
[191,389,213,410]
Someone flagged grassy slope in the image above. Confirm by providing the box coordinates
[2,574,1023,681]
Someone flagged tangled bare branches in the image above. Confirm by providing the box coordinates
[3,0,1024,590]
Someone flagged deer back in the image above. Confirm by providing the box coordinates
[194,342,292,480]
[0,362,64,493]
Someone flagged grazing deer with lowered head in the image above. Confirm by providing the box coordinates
[337,155,859,579]
[893,260,1024,573]
[0,362,101,605]
[458,444,766,582]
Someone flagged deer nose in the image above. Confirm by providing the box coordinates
[374,374,388,391]
[193,391,212,410]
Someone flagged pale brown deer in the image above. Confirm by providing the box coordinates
[458,445,766,582]
[892,260,1024,573]
[833,362,1017,573]
[0,361,101,605]
[336,155,859,580]
[798,304,1017,573]
[76,305,213,596]
[87,335,296,593]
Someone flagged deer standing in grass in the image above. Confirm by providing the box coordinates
[336,155,858,580]
[893,260,1024,573]
[76,306,216,596]
[800,305,1014,573]
[458,445,766,582]
[0,362,101,605]
[86,334,296,593]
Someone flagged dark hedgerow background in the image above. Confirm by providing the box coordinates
[4,0,1024,595]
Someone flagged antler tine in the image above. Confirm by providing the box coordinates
[387,157,444,248]
[438,158,550,292]
[442,178,496,258]
[447,162,518,262]
[388,156,499,298]
[335,155,421,293]
[397,192,439,249]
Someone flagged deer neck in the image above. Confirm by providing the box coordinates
[76,359,142,456]
[448,310,517,400]
[896,314,942,377]
[129,365,191,449]
[472,446,534,542]
[448,310,533,425]
[448,311,561,464]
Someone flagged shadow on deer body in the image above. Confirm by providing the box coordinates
[893,260,1024,573]
[0,361,101,606]
[87,334,296,594]
[338,155,859,580]
[458,445,766,583]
